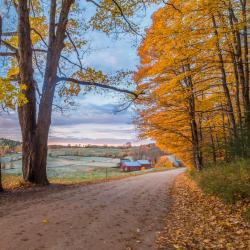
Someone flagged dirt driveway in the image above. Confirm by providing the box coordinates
[0,168,184,250]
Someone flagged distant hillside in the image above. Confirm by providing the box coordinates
[48,143,164,163]
[0,138,21,147]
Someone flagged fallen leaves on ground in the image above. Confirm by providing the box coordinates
[157,174,250,249]
[2,175,32,190]
[42,219,49,224]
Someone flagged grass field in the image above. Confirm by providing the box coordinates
[2,167,169,190]
[1,147,171,190]
[1,152,121,177]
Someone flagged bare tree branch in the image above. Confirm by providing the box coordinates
[86,0,101,8]
[56,76,139,97]
[162,1,182,14]
[111,0,142,36]
[86,0,142,36]
[32,48,83,69]
[0,40,17,52]
[32,47,44,85]
[65,30,83,71]
[31,28,48,47]
[114,98,135,113]
[0,52,16,56]
[1,31,18,36]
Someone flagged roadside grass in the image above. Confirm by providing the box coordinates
[2,174,24,190]
[189,159,250,204]
[1,166,173,190]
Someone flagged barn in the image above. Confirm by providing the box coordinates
[120,159,152,172]
[120,161,141,172]
[120,159,131,164]
[137,160,151,169]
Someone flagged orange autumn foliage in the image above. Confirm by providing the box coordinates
[135,0,249,169]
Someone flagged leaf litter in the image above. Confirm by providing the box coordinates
[157,174,250,249]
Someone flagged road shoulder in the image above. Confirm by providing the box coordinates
[157,174,250,249]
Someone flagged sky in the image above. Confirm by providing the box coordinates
[0,2,158,146]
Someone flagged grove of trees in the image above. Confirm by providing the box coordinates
[0,0,249,186]
[135,0,249,170]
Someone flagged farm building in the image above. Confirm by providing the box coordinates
[120,159,131,164]
[120,159,152,172]
[120,161,141,172]
[172,159,183,167]
[137,160,151,169]
[157,155,184,168]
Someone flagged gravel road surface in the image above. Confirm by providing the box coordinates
[0,168,185,250]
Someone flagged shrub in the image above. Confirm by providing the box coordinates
[190,159,250,203]
[156,157,173,168]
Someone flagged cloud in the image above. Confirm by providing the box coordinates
[48,135,151,146]
[50,123,136,140]
[0,113,21,141]
[83,32,138,72]
[0,101,139,145]
[0,5,158,146]
[51,102,133,126]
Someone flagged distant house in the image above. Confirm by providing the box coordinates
[120,159,152,172]
[137,160,151,169]
[120,159,131,164]
[172,160,183,167]
[156,155,184,168]
[121,161,141,172]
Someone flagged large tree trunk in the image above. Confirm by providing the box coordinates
[228,45,242,129]
[189,98,203,171]
[17,0,44,183]
[31,80,56,185]
[29,0,73,184]
[183,65,203,170]
[28,135,49,185]
[218,10,243,134]
[212,15,237,138]
[241,0,250,154]
[209,127,217,164]
[240,0,250,115]
[221,104,229,161]
[16,0,73,185]
[18,83,37,181]
[228,3,250,154]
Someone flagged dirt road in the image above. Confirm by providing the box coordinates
[0,168,184,250]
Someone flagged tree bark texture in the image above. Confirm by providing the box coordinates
[16,0,74,185]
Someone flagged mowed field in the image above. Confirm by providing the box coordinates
[1,147,165,188]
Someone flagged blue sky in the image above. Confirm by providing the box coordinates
[0,2,158,146]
